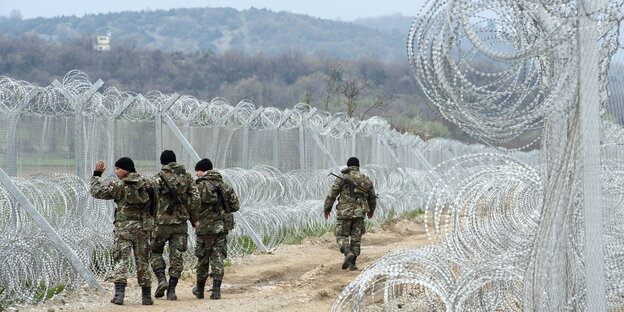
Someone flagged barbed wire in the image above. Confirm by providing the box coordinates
[0,164,434,304]
[0,70,401,137]
[332,0,624,310]
[334,145,624,311]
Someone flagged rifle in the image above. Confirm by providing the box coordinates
[208,181,231,213]
[144,186,157,217]
[329,172,377,199]
[159,173,181,215]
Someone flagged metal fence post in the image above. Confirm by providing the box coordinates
[7,89,39,176]
[578,2,606,309]
[52,80,104,178]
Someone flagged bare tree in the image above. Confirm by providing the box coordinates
[337,76,370,117]
[322,62,389,119]
[323,63,342,111]
[359,95,389,120]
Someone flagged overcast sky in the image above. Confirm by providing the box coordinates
[1,0,427,21]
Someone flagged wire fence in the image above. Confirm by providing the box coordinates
[0,70,537,306]
[333,0,624,310]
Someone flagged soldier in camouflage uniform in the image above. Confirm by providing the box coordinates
[190,158,239,300]
[90,158,155,305]
[150,150,199,300]
[324,157,377,271]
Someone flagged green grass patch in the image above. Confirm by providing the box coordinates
[33,283,65,302]
[404,209,425,218]
[379,208,425,231]
[235,235,258,255]
[364,220,374,231]
[0,281,66,311]
[284,224,335,245]
[234,223,335,254]
[90,245,114,274]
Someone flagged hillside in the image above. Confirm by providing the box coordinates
[0,7,415,62]
[0,31,463,140]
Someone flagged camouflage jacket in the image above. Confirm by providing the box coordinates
[190,170,240,236]
[90,172,155,231]
[324,166,377,219]
[153,162,199,225]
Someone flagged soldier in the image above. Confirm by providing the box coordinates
[150,150,198,300]
[323,157,377,271]
[89,157,155,305]
[191,158,239,300]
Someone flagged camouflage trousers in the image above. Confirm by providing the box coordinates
[112,222,152,286]
[335,217,365,256]
[195,232,227,281]
[150,223,188,279]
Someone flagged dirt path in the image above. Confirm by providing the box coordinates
[19,217,430,312]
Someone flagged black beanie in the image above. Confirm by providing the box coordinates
[115,157,136,172]
[346,157,360,167]
[195,158,213,171]
[160,150,176,165]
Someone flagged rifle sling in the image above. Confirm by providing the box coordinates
[207,180,230,213]
[159,172,179,214]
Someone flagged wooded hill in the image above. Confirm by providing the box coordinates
[0,7,415,62]
[0,31,460,140]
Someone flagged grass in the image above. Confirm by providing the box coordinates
[237,209,425,251]
[405,209,425,218]
[33,283,66,302]
[285,224,335,245]
[232,223,335,254]
[379,208,425,231]
[384,208,425,220]
[89,245,114,275]
[365,220,374,231]
[234,235,259,255]
[0,282,66,311]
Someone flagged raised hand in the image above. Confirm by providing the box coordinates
[95,160,106,173]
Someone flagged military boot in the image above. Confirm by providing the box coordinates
[193,278,207,299]
[210,279,222,299]
[340,246,355,270]
[349,256,359,271]
[166,277,178,300]
[110,282,125,305]
[141,286,154,305]
[153,267,168,298]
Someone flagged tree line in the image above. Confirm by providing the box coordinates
[0,33,459,140]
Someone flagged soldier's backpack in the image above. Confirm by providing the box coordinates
[200,180,236,231]
[198,180,218,206]
[124,180,151,209]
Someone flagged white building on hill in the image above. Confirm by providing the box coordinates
[94,35,111,51]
